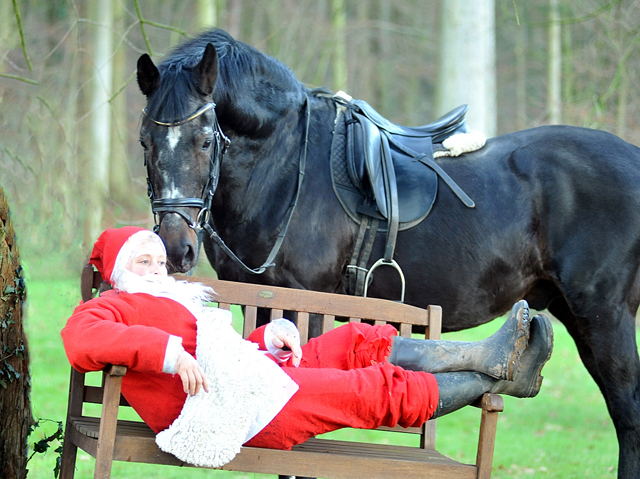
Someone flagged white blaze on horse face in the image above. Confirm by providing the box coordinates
[164,184,184,199]
[167,126,182,151]
[160,127,186,199]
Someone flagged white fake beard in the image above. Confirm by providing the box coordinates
[114,269,216,317]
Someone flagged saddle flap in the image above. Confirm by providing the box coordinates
[354,111,392,219]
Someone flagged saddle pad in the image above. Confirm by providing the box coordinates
[330,109,437,232]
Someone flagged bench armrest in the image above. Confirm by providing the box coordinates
[472,393,504,413]
[106,365,127,377]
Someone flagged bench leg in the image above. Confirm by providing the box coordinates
[60,368,86,479]
[59,437,78,479]
[475,394,504,479]
[93,371,124,479]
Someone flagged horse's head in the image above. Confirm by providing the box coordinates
[136,29,308,276]
[137,43,226,273]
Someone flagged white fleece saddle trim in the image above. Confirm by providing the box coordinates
[434,130,487,158]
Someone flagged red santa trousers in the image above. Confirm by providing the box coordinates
[247,322,439,449]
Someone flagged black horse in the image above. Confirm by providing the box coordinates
[136,29,640,477]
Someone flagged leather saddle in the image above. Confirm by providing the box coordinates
[329,94,476,299]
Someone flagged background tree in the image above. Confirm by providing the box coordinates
[0,188,31,479]
[1,1,637,274]
[109,3,135,211]
[436,0,497,137]
[86,0,114,244]
[547,0,562,124]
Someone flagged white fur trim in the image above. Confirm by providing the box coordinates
[162,335,184,374]
[155,308,298,467]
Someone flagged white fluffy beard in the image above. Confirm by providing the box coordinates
[114,269,216,317]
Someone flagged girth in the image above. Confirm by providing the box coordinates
[330,94,476,300]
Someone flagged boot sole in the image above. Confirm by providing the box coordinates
[525,313,554,397]
[507,300,531,381]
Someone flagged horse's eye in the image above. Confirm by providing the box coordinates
[139,138,149,150]
[202,139,212,150]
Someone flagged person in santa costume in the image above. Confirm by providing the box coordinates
[61,226,553,467]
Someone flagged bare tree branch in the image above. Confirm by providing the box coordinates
[11,0,32,71]
[133,0,191,58]
[133,0,154,56]
[0,72,37,85]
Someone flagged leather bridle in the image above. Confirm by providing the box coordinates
[142,94,311,275]
[143,102,230,233]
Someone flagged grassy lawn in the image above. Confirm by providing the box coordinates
[23,275,622,478]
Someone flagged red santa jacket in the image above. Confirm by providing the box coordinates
[61,290,269,433]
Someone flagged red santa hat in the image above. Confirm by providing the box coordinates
[89,226,164,284]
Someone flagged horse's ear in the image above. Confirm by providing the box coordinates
[137,54,161,97]
[194,43,218,97]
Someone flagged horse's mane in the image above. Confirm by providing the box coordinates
[145,29,303,123]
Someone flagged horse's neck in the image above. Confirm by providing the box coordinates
[215,95,335,225]
[216,102,306,215]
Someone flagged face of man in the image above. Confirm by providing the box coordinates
[126,240,168,277]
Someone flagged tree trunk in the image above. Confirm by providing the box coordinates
[196,0,218,29]
[546,0,561,124]
[515,17,528,131]
[226,0,242,39]
[376,0,392,115]
[331,0,347,92]
[86,0,113,243]
[109,3,133,211]
[0,188,32,479]
[436,0,497,137]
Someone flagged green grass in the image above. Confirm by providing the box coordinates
[24,276,622,478]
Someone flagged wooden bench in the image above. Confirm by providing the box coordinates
[59,266,504,479]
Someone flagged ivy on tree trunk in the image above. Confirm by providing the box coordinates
[0,187,32,479]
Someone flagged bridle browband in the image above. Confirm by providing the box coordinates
[143,102,216,127]
[143,94,311,275]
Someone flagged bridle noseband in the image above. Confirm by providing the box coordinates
[143,94,311,275]
[143,102,230,233]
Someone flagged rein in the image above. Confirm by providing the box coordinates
[144,94,311,275]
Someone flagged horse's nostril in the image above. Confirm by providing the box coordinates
[183,243,195,266]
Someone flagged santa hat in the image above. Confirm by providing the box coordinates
[89,226,165,285]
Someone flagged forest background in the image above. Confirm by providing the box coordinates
[1,0,639,477]
[3,0,640,278]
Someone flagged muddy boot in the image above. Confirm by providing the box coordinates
[432,315,553,417]
[388,300,531,381]
[491,313,554,398]
[431,371,496,418]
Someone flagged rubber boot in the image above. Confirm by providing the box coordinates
[388,300,531,381]
[431,371,496,418]
[490,313,554,398]
[431,314,553,417]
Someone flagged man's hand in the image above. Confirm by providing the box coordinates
[175,351,209,396]
[270,318,302,367]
